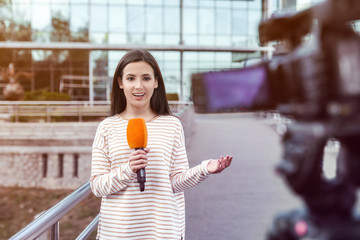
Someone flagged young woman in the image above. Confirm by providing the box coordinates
[90,49,232,240]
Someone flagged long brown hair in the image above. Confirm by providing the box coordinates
[110,49,172,116]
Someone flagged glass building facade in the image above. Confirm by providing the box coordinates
[1,0,355,101]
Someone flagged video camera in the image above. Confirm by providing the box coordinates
[192,0,360,239]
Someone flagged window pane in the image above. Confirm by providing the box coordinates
[146,7,163,33]
[164,7,179,34]
[233,1,247,8]
[51,5,70,42]
[109,0,126,4]
[90,5,108,32]
[32,3,51,31]
[109,51,127,75]
[215,36,231,46]
[51,4,70,20]
[91,33,107,43]
[127,33,145,44]
[146,34,163,44]
[70,4,89,33]
[127,6,145,33]
[248,0,262,9]
[216,0,231,8]
[199,8,214,35]
[109,6,126,32]
[13,3,31,24]
[183,35,197,45]
[248,10,261,36]
[215,8,231,35]
[184,52,198,62]
[127,0,145,5]
[184,8,197,34]
[199,0,214,7]
[164,0,179,7]
[71,0,88,3]
[184,0,198,7]
[108,33,126,44]
[199,36,214,46]
[164,34,179,45]
[232,9,247,35]
[146,0,162,5]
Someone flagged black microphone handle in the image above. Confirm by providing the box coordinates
[135,148,146,192]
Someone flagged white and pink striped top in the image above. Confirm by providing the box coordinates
[90,114,210,240]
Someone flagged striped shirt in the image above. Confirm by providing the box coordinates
[90,115,210,240]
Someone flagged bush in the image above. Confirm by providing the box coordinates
[24,89,71,101]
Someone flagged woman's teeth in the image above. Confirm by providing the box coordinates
[133,93,145,97]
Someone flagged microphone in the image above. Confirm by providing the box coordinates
[126,118,148,192]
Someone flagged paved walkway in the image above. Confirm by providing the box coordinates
[185,113,302,240]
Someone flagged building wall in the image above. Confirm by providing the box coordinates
[0,122,97,189]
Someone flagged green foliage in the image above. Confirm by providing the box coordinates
[24,88,71,101]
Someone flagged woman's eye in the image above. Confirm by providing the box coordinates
[144,77,151,81]
[127,77,134,81]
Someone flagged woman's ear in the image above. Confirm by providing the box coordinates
[155,77,158,89]
[118,76,123,89]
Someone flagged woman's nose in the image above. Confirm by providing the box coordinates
[134,79,143,89]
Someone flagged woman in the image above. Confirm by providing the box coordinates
[91,49,232,240]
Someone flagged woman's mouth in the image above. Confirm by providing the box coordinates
[133,93,145,98]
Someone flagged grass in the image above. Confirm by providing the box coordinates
[0,186,101,239]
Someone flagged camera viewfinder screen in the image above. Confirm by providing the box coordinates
[203,65,271,111]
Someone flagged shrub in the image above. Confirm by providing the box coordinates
[24,89,71,101]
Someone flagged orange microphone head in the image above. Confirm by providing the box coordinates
[127,118,148,149]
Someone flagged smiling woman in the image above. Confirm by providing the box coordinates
[90,49,233,240]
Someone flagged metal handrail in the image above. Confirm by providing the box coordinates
[9,103,193,240]
[10,181,92,240]
[0,100,192,122]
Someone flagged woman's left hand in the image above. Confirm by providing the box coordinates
[207,155,233,174]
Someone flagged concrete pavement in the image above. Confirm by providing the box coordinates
[185,113,302,240]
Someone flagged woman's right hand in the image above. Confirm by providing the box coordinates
[129,149,149,173]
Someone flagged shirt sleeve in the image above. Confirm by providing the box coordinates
[169,121,211,193]
[90,122,137,197]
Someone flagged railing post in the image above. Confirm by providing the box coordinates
[46,105,51,122]
[51,221,59,240]
[14,104,19,122]
[79,104,83,122]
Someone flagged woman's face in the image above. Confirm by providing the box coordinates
[119,61,158,111]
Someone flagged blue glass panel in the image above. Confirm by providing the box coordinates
[232,8,247,35]
[199,8,214,35]
[90,5,108,32]
[248,10,261,35]
[127,6,145,33]
[109,6,126,32]
[215,8,231,35]
[183,8,197,34]
[146,7,163,33]
[108,33,126,44]
[164,7,179,34]
[32,3,51,31]
[70,4,89,33]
